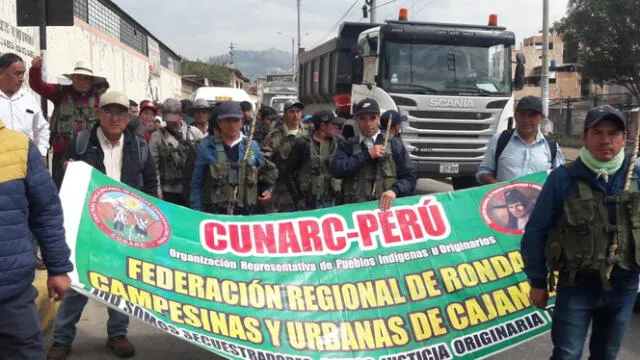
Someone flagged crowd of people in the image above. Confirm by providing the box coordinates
[0,49,639,360]
[0,51,418,359]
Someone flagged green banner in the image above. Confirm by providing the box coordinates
[60,162,556,360]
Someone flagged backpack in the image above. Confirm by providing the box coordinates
[494,129,558,169]
[157,127,196,185]
[75,129,148,168]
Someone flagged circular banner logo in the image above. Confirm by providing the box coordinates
[89,186,171,248]
[479,182,542,235]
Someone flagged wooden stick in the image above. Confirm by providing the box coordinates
[229,113,258,215]
[624,117,640,190]
[607,113,640,278]
[371,115,394,198]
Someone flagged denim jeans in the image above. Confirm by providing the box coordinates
[53,289,129,345]
[550,273,639,360]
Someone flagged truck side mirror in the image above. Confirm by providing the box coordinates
[513,53,525,91]
[352,55,364,84]
[367,36,378,53]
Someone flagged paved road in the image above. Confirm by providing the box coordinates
[63,146,640,360]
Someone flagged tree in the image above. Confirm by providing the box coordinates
[180,59,232,84]
[555,0,640,102]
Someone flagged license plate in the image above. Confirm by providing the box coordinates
[439,162,459,174]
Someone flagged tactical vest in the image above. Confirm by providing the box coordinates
[272,124,307,167]
[296,135,341,204]
[342,140,397,204]
[271,125,307,207]
[50,88,98,139]
[546,177,640,291]
[207,137,259,214]
[157,128,194,186]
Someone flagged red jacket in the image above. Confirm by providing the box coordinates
[29,66,101,152]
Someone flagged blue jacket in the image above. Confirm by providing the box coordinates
[521,155,640,289]
[329,135,417,198]
[0,121,73,302]
[190,136,272,211]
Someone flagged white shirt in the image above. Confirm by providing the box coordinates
[194,126,208,138]
[228,134,245,148]
[359,130,381,149]
[96,127,124,182]
[0,88,50,156]
[285,124,301,136]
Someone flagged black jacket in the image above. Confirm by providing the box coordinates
[329,134,417,198]
[64,125,158,197]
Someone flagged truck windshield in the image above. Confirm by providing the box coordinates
[381,41,511,96]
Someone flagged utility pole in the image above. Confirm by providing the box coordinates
[297,0,301,81]
[290,36,295,77]
[229,42,235,65]
[39,0,48,117]
[541,0,551,134]
[370,0,377,23]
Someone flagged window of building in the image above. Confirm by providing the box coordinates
[160,46,180,74]
[120,20,147,55]
[73,0,89,22]
[88,0,120,39]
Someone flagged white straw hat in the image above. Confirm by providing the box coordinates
[63,61,106,84]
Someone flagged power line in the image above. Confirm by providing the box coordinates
[313,0,360,48]
[366,0,400,22]
[381,0,412,21]
[359,0,401,23]
[414,0,438,17]
[371,0,400,10]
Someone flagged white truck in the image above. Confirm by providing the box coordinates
[191,87,255,110]
[298,11,525,189]
[270,95,298,115]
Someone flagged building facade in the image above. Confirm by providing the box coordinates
[513,32,605,100]
[0,0,182,111]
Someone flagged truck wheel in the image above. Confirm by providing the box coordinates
[451,176,478,190]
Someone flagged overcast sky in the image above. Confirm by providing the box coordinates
[112,0,569,59]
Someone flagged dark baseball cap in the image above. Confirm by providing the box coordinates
[217,101,243,120]
[515,96,543,114]
[283,100,304,111]
[354,98,381,116]
[584,105,626,131]
[240,101,253,112]
[380,110,407,128]
[311,110,343,128]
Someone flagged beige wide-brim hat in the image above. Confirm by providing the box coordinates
[63,61,107,84]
